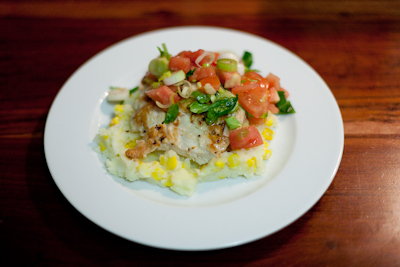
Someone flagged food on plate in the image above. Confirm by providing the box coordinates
[95,44,295,196]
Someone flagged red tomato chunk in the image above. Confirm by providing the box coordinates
[145,85,180,106]
[229,125,263,150]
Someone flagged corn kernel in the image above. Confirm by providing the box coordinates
[160,155,166,166]
[265,117,274,126]
[252,157,257,167]
[166,156,177,170]
[219,175,225,179]
[114,104,124,113]
[247,158,254,168]
[110,116,120,126]
[103,135,109,140]
[124,140,136,149]
[164,179,173,187]
[264,141,269,147]
[228,154,240,168]
[215,161,225,168]
[263,150,272,160]
[151,167,165,181]
[99,142,106,152]
[262,128,274,140]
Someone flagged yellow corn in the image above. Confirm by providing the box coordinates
[247,158,254,168]
[227,154,240,168]
[262,128,274,140]
[151,167,165,181]
[110,116,120,126]
[160,155,166,165]
[263,150,272,160]
[164,179,173,187]
[166,156,177,170]
[114,104,124,113]
[215,161,225,168]
[124,140,136,149]
[103,135,109,140]
[99,142,106,152]
[265,116,274,126]
[252,157,257,167]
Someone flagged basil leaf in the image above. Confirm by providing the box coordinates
[276,91,295,114]
[189,102,211,113]
[191,91,211,104]
[164,103,179,124]
[206,95,238,124]
[225,116,241,130]
[242,51,253,68]
[129,86,139,95]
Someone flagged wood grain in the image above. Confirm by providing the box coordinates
[1,0,400,266]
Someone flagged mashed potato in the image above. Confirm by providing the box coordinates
[94,89,278,196]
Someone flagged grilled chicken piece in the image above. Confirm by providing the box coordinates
[125,100,247,165]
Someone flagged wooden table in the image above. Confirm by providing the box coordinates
[2,0,400,265]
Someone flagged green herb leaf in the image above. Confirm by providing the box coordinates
[129,86,139,95]
[191,91,211,104]
[164,103,179,124]
[225,116,241,130]
[119,100,125,105]
[206,95,239,124]
[189,102,211,113]
[242,51,253,68]
[276,91,295,114]
[186,68,196,80]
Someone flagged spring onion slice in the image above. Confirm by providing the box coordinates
[217,59,237,72]
[163,70,185,86]
[149,57,169,77]
[195,51,215,67]
[177,80,194,98]
[225,116,241,130]
[158,71,172,82]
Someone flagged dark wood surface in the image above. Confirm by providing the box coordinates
[2,0,400,266]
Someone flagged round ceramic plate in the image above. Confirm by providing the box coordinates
[44,26,344,250]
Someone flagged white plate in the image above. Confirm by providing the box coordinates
[44,26,344,250]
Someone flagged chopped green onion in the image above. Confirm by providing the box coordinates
[225,116,241,129]
[152,82,162,88]
[261,112,269,118]
[119,100,125,105]
[202,63,210,67]
[216,59,237,72]
[163,70,185,86]
[158,71,172,82]
[149,57,169,77]
[164,103,179,124]
[276,91,295,114]
[242,51,253,68]
[157,43,171,60]
[129,86,139,95]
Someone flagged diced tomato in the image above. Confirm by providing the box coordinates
[177,49,218,67]
[280,87,290,99]
[232,84,270,118]
[229,125,263,150]
[265,73,281,91]
[269,87,280,103]
[242,71,269,88]
[198,76,221,91]
[178,49,205,63]
[216,69,241,88]
[145,85,180,106]
[188,66,216,82]
[169,56,191,74]
[248,117,266,125]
